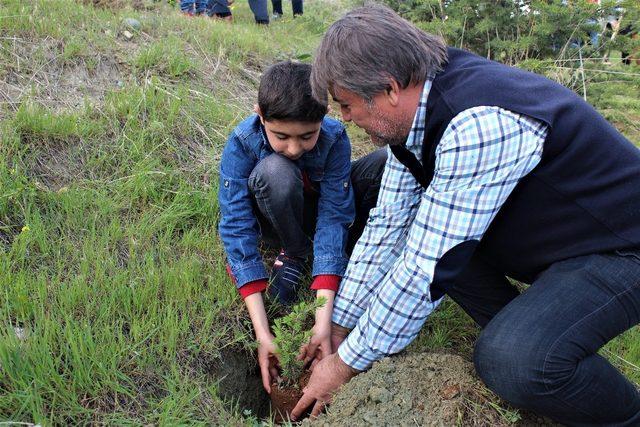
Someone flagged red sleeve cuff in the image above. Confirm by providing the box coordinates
[238,279,268,299]
[310,274,340,292]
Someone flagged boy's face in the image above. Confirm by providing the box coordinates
[260,118,322,160]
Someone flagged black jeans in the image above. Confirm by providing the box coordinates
[247,149,386,258]
[446,249,640,426]
[272,0,303,16]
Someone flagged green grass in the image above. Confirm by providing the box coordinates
[0,0,639,424]
[0,0,347,423]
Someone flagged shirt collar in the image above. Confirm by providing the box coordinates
[405,76,434,151]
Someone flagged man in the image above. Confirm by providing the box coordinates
[291,5,640,426]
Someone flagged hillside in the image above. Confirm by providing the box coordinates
[1,0,639,425]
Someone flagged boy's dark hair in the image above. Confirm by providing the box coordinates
[258,61,328,123]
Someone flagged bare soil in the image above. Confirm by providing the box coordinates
[209,348,270,419]
[271,370,311,423]
[308,352,558,427]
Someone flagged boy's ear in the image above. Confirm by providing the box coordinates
[254,104,266,125]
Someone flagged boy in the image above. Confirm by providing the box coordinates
[218,61,385,392]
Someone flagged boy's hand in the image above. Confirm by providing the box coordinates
[257,333,280,393]
[243,292,280,393]
[299,319,332,367]
[299,289,335,367]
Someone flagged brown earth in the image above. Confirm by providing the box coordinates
[307,352,559,427]
[271,371,311,423]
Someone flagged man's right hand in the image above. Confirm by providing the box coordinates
[331,322,350,352]
[257,333,280,393]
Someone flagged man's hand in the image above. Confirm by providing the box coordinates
[257,333,280,394]
[331,322,350,351]
[290,352,359,421]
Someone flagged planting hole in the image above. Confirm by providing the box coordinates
[213,348,270,419]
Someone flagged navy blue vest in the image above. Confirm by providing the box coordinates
[394,48,640,290]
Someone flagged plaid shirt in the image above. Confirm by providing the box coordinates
[334,78,549,371]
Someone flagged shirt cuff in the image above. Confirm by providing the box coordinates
[332,294,366,330]
[238,279,268,299]
[337,325,384,371]
[310,274,340,291]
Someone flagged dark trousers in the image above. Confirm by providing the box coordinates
[247,149,386,258]
[247,0,269,23]
[272,0,303,16]
[444,249,640,426]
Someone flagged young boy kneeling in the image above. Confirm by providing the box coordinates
[218,61,385,392]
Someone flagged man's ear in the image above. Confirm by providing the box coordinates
[384,79,401,107]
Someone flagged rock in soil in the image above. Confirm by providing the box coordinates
[308,352,559,427]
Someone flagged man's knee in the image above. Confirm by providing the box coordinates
[351,149,386,207]
[248,154,301,196]
[351,148,387,184]
[473,327,548,406]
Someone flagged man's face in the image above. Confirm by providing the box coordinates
[261,118,322,160]
[331,86,411,147]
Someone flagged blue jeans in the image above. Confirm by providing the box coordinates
[248,0,269,24]
[248,149,386,257]
[272,0,303,16]
[180,0,208,14]
[443,249,640,425]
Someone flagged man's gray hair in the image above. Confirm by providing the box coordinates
[311,4,448,102]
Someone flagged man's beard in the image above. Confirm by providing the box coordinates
[368,123,410,147]
[370,132,408,147]
[366,104,410,147]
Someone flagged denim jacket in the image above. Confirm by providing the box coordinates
[218,114,355,289]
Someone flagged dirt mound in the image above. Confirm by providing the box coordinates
[310,352,555,427]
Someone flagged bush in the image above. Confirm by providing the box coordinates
[382,0,640,64]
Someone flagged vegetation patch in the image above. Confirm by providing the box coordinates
[0,0,638,424]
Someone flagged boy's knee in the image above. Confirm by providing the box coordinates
[249,154,301,195]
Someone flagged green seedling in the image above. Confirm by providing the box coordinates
[272,297,326,388]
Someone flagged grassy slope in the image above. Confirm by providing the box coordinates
[0,0,344,424]
[0,0,638,425]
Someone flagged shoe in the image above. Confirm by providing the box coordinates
[271,13,282,20]
[269,251,304,305]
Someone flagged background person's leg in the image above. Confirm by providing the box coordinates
[180,0,195,13]
[248,0,269,24]
[291,0,303,16]
[473,251,640,426]
[207,0,231,18]
[195,0,208,15]
[271,0,283,16]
